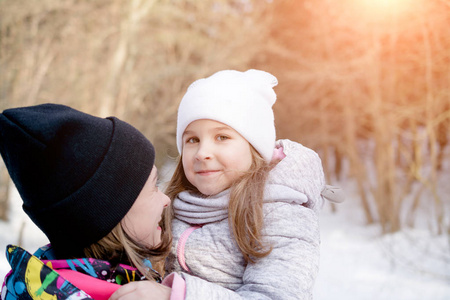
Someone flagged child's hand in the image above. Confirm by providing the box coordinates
[269,139,345,208]
[109,281,171,300]
[268,139,326,211]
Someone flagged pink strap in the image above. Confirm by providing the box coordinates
[162,273,186,300]
[56,269,120,300]
[177,225,202,273]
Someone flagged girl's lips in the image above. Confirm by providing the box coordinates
[197,170,219,176]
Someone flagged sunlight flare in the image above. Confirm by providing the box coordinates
[352,0,422,20]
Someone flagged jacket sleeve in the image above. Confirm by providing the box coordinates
[177,203,320,300]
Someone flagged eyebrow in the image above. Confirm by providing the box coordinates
[182,130,194,137]
[183,126,232,137]
[213,126,232,131]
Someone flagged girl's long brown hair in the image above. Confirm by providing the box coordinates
[164,146,274,263]
[83,221,172,281]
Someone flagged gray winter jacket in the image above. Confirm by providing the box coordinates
[166,140,328,300]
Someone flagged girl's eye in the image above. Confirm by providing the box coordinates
[217,135,229,141]
[185,137,199,144]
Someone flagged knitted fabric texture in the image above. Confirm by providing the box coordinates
[176,69,278,162]
[0,104,155,257]
[166,140,323,299]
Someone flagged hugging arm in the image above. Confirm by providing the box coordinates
[110,203,319,300]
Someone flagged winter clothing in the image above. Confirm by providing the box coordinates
[0,104,155,258]
[166,139,326,300]
[1,244,145,300]
[176,69,278,162]
[1,244,186,300]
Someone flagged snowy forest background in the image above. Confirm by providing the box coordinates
[0,0,449,299]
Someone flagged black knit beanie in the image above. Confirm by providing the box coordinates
[0,103,155,258]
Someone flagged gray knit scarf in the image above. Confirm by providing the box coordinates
[173,184,309,225]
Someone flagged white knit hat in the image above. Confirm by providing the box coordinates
[176,69,278,162]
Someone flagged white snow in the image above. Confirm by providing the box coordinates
[1,182,449,299]
[0,183,49,280]
[314,201,450,300]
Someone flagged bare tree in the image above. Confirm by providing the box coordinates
[0,0,272,218]
[253,0,450,233]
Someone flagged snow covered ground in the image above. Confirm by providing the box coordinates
[315,201,450,300]
[1,183,449,299]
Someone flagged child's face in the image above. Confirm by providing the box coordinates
[122,166,170,247]
[181,119,253,196]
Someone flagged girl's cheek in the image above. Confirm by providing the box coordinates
[182,155,192,171]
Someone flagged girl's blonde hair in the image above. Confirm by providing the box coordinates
[83,221,172,281]
[164,146,274,263]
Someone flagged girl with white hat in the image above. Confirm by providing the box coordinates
[112,69,343,299]
[161,69,341,299]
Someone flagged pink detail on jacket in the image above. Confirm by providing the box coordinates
[162,273,186,300]
[177,225,202,272]
[271,145,286,162]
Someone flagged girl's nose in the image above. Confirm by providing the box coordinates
[195,142,213,160]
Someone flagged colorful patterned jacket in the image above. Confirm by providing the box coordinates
[1,244,149,300]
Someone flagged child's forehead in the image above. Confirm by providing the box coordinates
[183,119,250,143]
[184,119,231,131]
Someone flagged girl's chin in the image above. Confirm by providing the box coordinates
[197,185,226,196]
